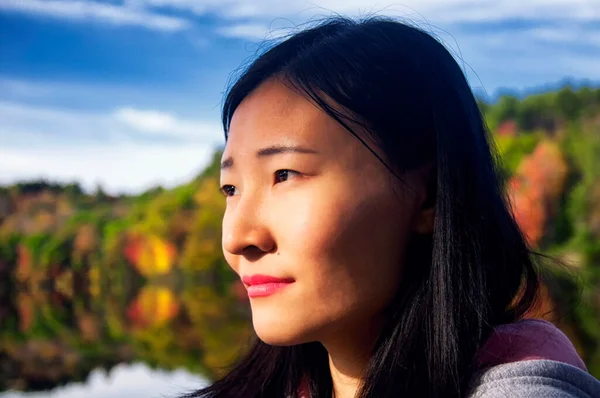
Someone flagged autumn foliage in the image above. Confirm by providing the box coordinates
[122,233,177,277]
[126,286,180,328]
[508,140,569,246]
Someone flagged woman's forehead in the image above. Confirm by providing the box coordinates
[226,81,351,153]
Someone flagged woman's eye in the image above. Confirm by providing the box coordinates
[220,185,237,197]
[274,170,299,184]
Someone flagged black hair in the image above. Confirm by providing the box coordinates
[185,15,539,398]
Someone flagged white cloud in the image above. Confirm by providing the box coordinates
[115,107,178,133]
[208,1,600,95]
[132,0,600,70]
[0,77,134,100]
[528,26,600,47]
[0,142,215,195]
[118,0,600,23]
[3,1,599,36]
[0,101,223,194]
[114,107,220,139]
[203,0,600,50]
[0,101,221,145]
[0,101,119,146]
[0,77,220,116]
[415,0,599,23]
[0,362,206,398]
[216,23,279,40]
[452,24,600,79]
[0,0,191,31]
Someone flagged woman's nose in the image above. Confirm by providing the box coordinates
[222,198,276,257]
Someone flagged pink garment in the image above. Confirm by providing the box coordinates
[475,318,587,371]
[297,318,586,397]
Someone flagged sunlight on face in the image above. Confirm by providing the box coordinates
[220,78,423,346]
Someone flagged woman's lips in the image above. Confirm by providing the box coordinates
[242,274,295,298]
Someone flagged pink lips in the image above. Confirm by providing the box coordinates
[241,274,295,298]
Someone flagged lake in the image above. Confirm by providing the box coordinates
[0,262,254,397]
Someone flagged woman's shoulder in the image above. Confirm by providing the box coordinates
[467,359,600,397]
[475,318,587,370]
[468,318,600,397]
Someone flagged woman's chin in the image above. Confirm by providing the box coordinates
[253,317,315,346]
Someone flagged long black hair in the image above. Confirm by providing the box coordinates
[186,16,540,398]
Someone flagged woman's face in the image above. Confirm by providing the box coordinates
[220,78,428,346]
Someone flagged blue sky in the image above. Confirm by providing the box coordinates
[1,0,599,194]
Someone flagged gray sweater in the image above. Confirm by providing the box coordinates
[467,359,600,397]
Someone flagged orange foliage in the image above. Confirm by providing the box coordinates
[508,140,569,246]
[17,292,34,332]
[497,119,518,137]
[78,313,100,342]
[122,233,177,277]
[126,286,180,329]
[35,211,55,233]
[16,244,32,282]
[73,224,98,256]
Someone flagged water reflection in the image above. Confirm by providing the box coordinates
[0,249,253,394]
[0,171,255,395]
[0,363,207,398]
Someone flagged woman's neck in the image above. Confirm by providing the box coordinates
[322,317,384,398]
[327,352,364,398]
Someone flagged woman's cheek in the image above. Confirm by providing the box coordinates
[272,186,346,255]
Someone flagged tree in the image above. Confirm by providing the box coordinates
[508,140,568,246]
[94,184,109,202]
[555,87,581,122]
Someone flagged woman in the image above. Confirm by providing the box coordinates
[185,16,600,398]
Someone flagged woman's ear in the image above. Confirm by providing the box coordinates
[414,206,435,234]
[413,164,436,234]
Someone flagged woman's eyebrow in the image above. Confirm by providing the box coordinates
[221,157,234,170]
[256,145,318,157]
[221,145,318,170]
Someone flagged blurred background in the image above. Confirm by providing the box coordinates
[0,1,599,397]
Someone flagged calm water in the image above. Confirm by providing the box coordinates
[0,263,253,396]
